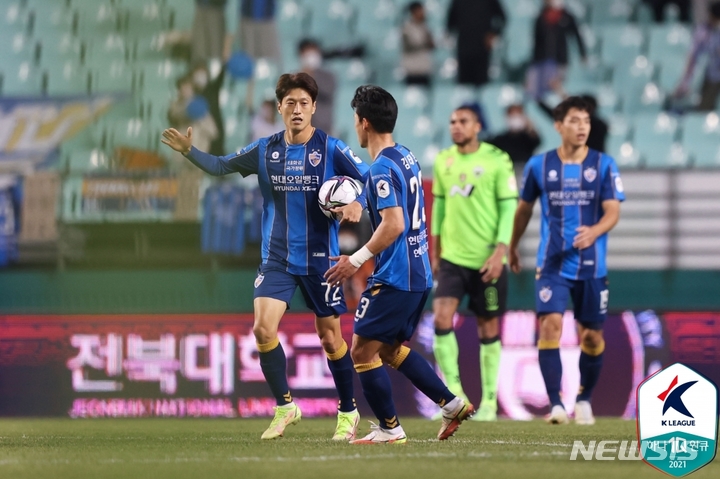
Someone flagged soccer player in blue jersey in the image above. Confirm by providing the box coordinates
[161,73,369,440]
[508,96,625,426]
[326,85,474,443]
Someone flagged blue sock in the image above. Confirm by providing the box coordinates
[356,361,400,430]
[258,338,292,406]
[326,341,356,412]
[538,344,563,407]
[393,347,455,406]
[577,340,605,402]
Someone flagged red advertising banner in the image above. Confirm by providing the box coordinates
[1,311,717,419]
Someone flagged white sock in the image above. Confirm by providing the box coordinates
[442,397,463,414]
[278,402,295,409]
[339,408,358,415]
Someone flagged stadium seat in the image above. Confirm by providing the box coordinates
[430,84,479,127]
[84,33,130,68]
[138,59,186,93]
[479,83,523,133]
[0,32,38,66]
[524,101,560,153]
[308,0,355,50]
[590,0,635,25]
[332,84,358,137]
[74,2,124,36]
[277,0,309,47]
[503,18,534,69]
[604,114,639,167]
[647,24,692,64]
[613,56,657,114]
[634,112,687,168]
[107,118,154,151]
[682,112,720,167]
[92,61,136,94]
[30,4,77,35]
[38,32,83,68]
[134,34,170,62]
[324,58,370,85]
[623,82,665,115]
[45,62,91,96]
[1,62,44,96]
[600,25,644,67]
[124,3,170,38]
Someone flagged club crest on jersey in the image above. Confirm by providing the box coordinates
[254,274,264,288]
[308,150,322,167]
[271,151,280,161]
[473,166,484,177]
[539,286,552,303]
[583,167,597,183]
[548,170,558,181]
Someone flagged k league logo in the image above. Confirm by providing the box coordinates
[637,363,718,477]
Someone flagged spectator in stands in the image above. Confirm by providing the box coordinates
[190,62,226,155]
[642,0,691,23]
[168,75,195,129]
[526,0,586,101]
[192,0,227,64]
[251,99,285,141]
[486,104,541,165]
[675,1,720,111]
[447,0,506,87]
[238,0,280,65]
[167,77,218,168]
[298,39,336,134]
[401,2,435,86]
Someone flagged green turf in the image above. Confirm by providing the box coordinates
[0,418,717,479]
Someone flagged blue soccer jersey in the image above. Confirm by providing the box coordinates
[520,148,625,280]
[365,144,433,292]
[186,129,370,275]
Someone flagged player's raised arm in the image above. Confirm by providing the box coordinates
[161,127,260,177]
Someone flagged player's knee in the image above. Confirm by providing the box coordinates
[252,323,277,344]
[318,330,337,353]
[581,329,603,349]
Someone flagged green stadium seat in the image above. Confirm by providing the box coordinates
[332,85,358,138]
[124,3,170,37]
[524,101,560,153]
[647,24,692,63]
[277,0,309,44]
[74,2,124,36]
[38,32,83,68]
[107,118,154,151]
[623,82,665,115]
[30,4,77,35]
[634,113,687,168]
[430,84,479,128]
[1,62,44,96]
[92,61,136,94]
[325,58,370,85]
[308,0,355,50]
[83,33,130,67]
[0,32,38,65]
[600,25,644,67]
[479,83,524,133]
[682,112,720,167]
[590,0,635,25]
[45,62,91,96]
[504,18,534,68]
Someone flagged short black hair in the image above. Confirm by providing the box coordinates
[351,85,398,134]
[579,94,598,114]
[275,72,319,103]
[552,96,592,122]
[298,38,321,53]
[454,105,480,122]
[408,2,423,13]
[710,1,720,19]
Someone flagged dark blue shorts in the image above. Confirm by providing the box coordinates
[353,284,431,344]
[535,274,609,330]
[253,264,347,317]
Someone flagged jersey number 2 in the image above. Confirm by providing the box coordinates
[409,172,426,230]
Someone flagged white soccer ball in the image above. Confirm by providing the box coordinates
[318,176,363,220]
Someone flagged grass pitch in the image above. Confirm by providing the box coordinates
[1,418,717,479]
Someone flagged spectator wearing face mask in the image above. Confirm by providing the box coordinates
[167,75,218,168]
[190,62,226,155]
[526,0,586,101]
[675,1,720,111]
[251,99,285,141]
[297,38,337,134]
[486,104,541,165]
[401,2,435,86]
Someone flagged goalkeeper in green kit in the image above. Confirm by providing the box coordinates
[430,105,518,421]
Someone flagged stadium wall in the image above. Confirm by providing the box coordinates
[1,269,720,313]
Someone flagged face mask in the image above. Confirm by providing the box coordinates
[507,114,527,131]
[549,0,563,8]
[193,71,208,89]
[180,84,194,100]
[300,50,322,71]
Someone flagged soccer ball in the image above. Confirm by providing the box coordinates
[318,176,363,220]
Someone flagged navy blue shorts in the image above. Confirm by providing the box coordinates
[353,284,431,344]
[253,264,347,317]
[535,274,609,330]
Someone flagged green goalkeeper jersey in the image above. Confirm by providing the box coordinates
[432,143,518,270]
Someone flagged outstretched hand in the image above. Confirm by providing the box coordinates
[161,127,193,154]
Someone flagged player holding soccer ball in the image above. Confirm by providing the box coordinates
[326,85,474,444]
[162,73,368,441]
[509,96,624,426]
